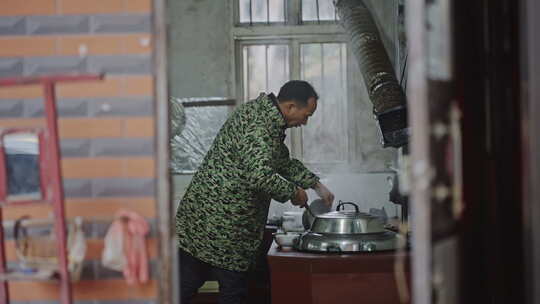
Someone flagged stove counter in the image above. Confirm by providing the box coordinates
[267,243,410,304]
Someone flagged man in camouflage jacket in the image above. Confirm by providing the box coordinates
[176,80,334,304]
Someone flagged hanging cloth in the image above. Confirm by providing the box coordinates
[102,209,150,284]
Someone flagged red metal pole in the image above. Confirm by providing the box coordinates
[0,74,102,304]
[0,75,102,86]
[43,82,71,304]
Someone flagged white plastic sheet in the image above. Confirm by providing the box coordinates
[169,97,231,173]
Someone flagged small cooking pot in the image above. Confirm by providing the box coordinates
[309,201,385,234]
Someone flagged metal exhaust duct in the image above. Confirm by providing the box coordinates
[335,0,409,148]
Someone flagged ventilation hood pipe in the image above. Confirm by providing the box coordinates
[336,0,408,148]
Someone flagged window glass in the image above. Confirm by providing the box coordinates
[302,0,337,21]
[239,0,285,23]
[301,43,348,163]
[269,0,286,22]
[239,0,251,23]
[318,0,337,20]
[302,0,318,21]
[243,44,289,101]
[252,0,268,22]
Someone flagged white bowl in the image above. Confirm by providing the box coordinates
[273,232,300,247]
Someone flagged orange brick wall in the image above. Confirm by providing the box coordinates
[0,0,159,302]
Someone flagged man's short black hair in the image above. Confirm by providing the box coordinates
[277,80,319,107]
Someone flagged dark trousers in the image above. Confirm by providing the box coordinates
[179,249,248,304]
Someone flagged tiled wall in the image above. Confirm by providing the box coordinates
[0,0,158,302]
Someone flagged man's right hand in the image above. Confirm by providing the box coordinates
[291,187,308,206]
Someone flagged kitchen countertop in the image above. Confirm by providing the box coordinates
[268,243,408,273]
[267,243,410,304]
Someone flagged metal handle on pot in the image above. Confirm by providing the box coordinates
[336,201,360,213]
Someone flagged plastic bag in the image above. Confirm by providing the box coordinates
[101,219,125,272]
[13,216,87,281]
[101,211,149,285]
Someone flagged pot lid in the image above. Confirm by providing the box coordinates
[309,201,387,234]
[317,201,374,219]
[318,210,376,219]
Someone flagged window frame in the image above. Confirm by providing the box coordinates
[232,2,363,173]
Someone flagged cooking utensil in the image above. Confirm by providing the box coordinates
[304,203,315,218]
[302,199,331,230]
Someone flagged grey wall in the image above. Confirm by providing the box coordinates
[167,0,233,98]
[349,66,398,171]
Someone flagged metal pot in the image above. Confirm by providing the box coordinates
[294,201,399,253]
[310,201,386,234]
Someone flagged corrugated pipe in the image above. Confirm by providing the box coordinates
[336,0,408,147]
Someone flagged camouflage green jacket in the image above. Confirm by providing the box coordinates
[176,93,319,272]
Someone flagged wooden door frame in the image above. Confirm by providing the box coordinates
[152,0,176,303]
[150,1,540,303]
[405,0,432,303]
[521,0,540,303]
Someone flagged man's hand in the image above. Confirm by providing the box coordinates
[291,187,308,206]
[313,182,335,207]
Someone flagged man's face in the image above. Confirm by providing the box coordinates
[285,97,317,128]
